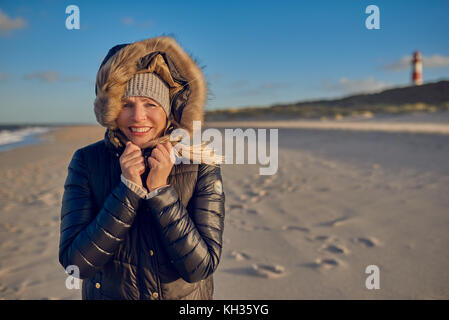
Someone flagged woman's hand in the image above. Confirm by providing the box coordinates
[119,141,145,188]
[146,142,175,192]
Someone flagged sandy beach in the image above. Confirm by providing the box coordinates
[0,112,448,299]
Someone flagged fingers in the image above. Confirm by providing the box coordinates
[151,148,165,163]
[129,163,146,175]
[121,142,175,172]
[122,156,145,173]
[124,156,144,167]
[161,142,176,163]
[151,142,173,163]
[147,156,159,169]
[166,142,176,164]
[124,141,140,153]
[122,151,142,164]
[120,142,142,162]
[137,163,146,175]
[120,142,145,175]
[160,141,173,154]
[123,141,141,156]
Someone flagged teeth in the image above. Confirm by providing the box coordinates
[130,127,150,133]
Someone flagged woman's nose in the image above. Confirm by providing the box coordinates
[132,104,146,122]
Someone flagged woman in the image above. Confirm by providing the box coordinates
[59,36,225,300]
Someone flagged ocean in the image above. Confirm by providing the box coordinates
[0,125,57,152]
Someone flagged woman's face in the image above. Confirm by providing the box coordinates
[116,96,167,148]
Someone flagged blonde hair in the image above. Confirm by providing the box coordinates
[134,118,223,166]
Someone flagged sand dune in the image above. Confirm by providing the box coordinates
[207,110,449,134]
[208,120,449,134]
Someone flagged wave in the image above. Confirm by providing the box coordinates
[0,126,53,152]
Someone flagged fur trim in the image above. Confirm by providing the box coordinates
[94,36,207,133]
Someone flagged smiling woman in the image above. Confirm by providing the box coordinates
[59,36,226,300]
[116,96,167,147]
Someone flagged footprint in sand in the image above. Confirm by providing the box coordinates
[254,226,272,231]
[317,216,352,227]
[354,237,380,247]
[278,208,287,215]
[229,203,246,210]
[315,186,331,192]
[230,250,251,261]
[246,209,260,215]
[246,189,267,197]
[320,244,350,255]
[281,225,310,233]
[261,176,276,186]
[232,220,255,231]
[0,223,22,233]
[257,190,267,197]
[305,235,331,242]
[34,191,59,206]
[314,235,329,241]
[249,196,260,203]
[251,264,286,278]
[303,258,341,270]
[239,225,255,232]
[239,194,249,201]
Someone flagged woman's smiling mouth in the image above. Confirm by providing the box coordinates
[129,126,152,135]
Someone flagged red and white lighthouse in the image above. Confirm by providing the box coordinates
[412,51,423,85]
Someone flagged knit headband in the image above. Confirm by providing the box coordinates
[122,72,170,116]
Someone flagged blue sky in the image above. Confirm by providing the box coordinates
[0,0,448,124]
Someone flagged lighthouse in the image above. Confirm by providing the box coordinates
[412,51,423,85]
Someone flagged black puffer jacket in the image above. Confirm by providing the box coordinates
[58,131,225,300]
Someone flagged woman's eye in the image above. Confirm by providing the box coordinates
[145,104,156,108]
[123,103,132,108]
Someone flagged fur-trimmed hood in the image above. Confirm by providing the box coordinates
[94,36,207,150]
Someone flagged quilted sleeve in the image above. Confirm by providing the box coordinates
[144,164,225,283]
[59,148,142,279]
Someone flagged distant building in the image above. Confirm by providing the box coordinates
[412,51,423,85]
